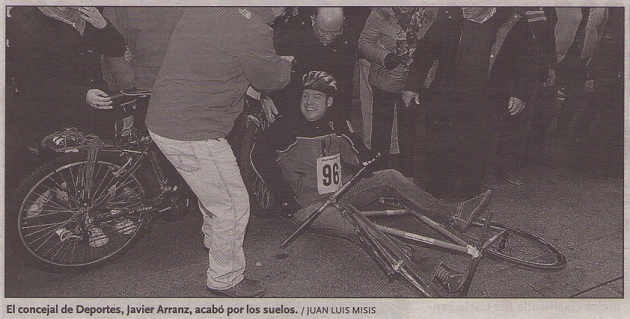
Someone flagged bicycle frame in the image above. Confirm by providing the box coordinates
[282,164,501,296]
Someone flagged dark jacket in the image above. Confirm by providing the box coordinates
[8,6,125,139]
[252,114,370,207]
[587,7,623,82]
[146,7,292,141]
[9,6,125,106]
[404,7,538,103]
[523,7,557,82]
[273,21,356,121]
[103,7,184,90]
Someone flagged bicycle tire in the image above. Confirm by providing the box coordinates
[458,220,566,270]
[7,151,159,272]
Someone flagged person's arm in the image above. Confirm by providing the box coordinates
[335,119,377,167]
[358,10,391,67]
[511,18,539,105]
[10,10,90,106]
[103,7,136,90]
[581,8,607,62]
[251,119,299,205]
[403,10,444,95]
[554,8,582,63]
[222,10,292,92]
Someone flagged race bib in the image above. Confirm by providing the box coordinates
[316,154,342,195]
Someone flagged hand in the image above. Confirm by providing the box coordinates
[280,55,295,65]
[278,198,302,219]
[507,97,526,116]
[584,79,595,94]
[544,68,556,87]
[79,7,107,29]
[86,89,113,109]
[402,90,420,107]
[384,53,401,70]
[261,96,278,123]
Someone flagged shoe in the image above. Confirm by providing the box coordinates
[432,263,463,293]
[112,217,137,235]
[450,190,491,232]
[501,168,523,186]
[208,278,266,298]
[481,171,500,190]
[88,226,109,248]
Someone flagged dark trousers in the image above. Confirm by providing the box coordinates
[425,96,501,199]
[370,85,416,177]
[571,78,623,172]
[524,85,558,160]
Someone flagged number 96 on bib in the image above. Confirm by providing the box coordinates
[317,154,341,194]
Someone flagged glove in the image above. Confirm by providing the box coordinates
[384,53,402,70]
[278,197,302,219]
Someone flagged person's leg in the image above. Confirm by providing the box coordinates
[150,132,249,291]
[359,59,374,148]
[459,100,500,199]
[370,85,396,172]
[425,98,457,198]
[396,97,417,178]
[525,85,558,165]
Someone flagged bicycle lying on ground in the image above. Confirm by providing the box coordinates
[7,90,194,272]
[281,162,567,297]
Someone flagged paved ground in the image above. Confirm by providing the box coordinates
[3,95,624,302]
[4,142,624,299]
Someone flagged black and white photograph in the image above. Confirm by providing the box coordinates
[3,4,625,318]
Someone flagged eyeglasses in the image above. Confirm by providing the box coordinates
[313,24,343,37]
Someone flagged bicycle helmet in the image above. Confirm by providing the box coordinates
[302,71,338,96]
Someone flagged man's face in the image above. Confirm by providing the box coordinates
[300,89,332,121]
[312,15,343,46]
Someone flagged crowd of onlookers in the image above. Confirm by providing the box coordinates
[5,6,624,297]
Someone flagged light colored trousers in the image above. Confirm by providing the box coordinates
[149,131,249,290]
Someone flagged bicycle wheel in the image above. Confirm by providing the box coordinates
[459,220,566,270]
[8,151,158,272]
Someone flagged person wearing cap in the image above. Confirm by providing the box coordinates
[252,71,493,293]
[146,7,292,298]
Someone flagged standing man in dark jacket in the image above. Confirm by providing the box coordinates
[570,7,623,178]
[404,7,538,199]
[8,6,126,141]
[146,7,292,298]
[272,7,356,123]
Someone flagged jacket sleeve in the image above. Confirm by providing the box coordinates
[527,8,556,71]
[10,10,89,106]
[581,8,608,62]
[93,17,126,57]
[251,119,298,204]
[403,11,444,94]
[554,8,582,63]
[102,7,136,90]
[222,10,292,93]
[511,19,540,102]
[358,10,390,67]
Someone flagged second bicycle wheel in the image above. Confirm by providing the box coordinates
[459,220,566,270]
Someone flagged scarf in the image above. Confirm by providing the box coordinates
[391,7,428,68]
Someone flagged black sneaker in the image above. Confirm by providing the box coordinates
[208,278,266,297]
[432,263,463,293]
[450,190,491,232]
